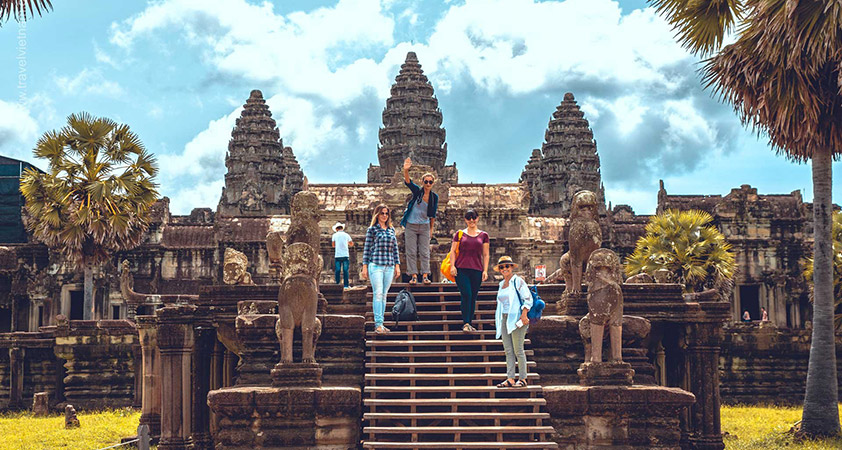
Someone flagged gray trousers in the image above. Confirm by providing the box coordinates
[404,222,431,275]
[501,313,528,380]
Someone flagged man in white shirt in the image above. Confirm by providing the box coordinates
[331,222,354,289]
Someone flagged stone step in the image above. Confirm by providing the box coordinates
[364,412,550,421]
[365,361,537,371]
[363,442,557,449]
[365,373,541,384]
[365,350,534,359]
[364,397,547,408]
[365,385,544,398]
[366,330,498,339]
[365,310,497,319]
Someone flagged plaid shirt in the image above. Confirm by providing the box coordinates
[362,225,400,266]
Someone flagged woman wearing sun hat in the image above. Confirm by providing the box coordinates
[493,255,532,388]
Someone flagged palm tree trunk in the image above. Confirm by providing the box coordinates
[83,261,94,321]
[802,146,841,437]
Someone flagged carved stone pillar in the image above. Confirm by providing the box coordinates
[136,316,161,437]
[8,347,23,409]
[156,305,196,450]
[189,325,215,450]
[685,322,725,450]
[222,351,237,387]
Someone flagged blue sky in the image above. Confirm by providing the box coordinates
[2,0,836,215]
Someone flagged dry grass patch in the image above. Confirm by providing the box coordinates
[0,408,141,450]
[722,404,842,450]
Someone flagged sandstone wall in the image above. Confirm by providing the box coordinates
[719,323,842,404]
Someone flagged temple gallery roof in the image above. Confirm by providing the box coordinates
[308,183,528,211]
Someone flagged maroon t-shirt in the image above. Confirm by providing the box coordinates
[453,230,489,271]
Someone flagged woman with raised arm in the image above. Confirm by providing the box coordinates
[447,209,490,332]
[399,157,438,285]
[362,204,401,334]
[493,256,532,388]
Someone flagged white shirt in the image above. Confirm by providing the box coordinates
[332,231,352,258]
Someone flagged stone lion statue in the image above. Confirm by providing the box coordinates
[276,242,322,365]
[568,190,602,294]
[582,248,624,363]
[223,248,254,285]
[286,191,321,251]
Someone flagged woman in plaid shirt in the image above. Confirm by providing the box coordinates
[362,203,401,333]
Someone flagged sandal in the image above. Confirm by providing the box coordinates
[514,379,528,388]
[375,326,390,334]
[496,379,516,388]
[422,274,431,284]
[409,274,418,285]
[462,323,477,332]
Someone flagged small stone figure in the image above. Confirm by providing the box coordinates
[266,231,285,266]
[568,190,602,294]
[653,268,674,284]
[65,404,80,428]
[32,392,49,417]
[276,243,322,365]
[583,248,624,363]
[120,260,146,304]
[223,248,254,285]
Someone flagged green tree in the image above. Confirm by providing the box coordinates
[20,112,158,320]
[625,209,736,293]
[803,210,842,330]
[1,0,52,24]
[650,0,842,436]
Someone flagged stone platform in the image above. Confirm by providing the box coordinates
[543,384,695,450]
[207,385,361,450]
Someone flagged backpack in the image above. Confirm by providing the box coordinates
[439,230,464,282]
[513,278,546,323]
[392,288,418,326]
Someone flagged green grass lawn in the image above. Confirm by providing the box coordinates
[1,404,841,449]
[0,408,141,450]
[722,404,842,450]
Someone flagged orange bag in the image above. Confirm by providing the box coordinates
[440,230,463,282]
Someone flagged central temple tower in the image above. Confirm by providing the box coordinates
[521,92,605,216]
[368,52,457,183]
[217,90,304,217]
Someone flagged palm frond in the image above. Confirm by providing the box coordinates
[0,0,52,24]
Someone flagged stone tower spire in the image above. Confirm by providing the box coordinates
[217,90,302,217]
[521,92,605,215]
[368,52,457,183]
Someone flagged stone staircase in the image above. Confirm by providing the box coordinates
[362,283,559,450]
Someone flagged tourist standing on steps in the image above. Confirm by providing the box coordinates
[331,222,353,289]
[362,204,401,334]
[493,256,532,388]
[448,209,489,332]
[742,310,751,322]
[760,307,769,322]
[400,157,438,285]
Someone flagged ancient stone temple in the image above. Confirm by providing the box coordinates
[217,90,303,217]
[521,93,606,216]
[367,52,458,184]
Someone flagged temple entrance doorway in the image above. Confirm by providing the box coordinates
[739,285,760,321]
[69,290,84,320]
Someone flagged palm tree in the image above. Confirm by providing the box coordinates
[1,0,52,24]
[20,112,158,320]
[650,0,842,437]
[803,210,842,330]
[625,209,736,293]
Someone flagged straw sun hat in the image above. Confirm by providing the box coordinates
[493,255,519,272]
[332,222,345,232]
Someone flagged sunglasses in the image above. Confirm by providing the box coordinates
[379,211,390,216]
[499,264,514,269]
[465,216,478,221]
[423,179,434,185]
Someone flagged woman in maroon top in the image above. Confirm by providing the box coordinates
[448,209,490,332]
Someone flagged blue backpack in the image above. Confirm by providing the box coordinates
[513,278,546,322]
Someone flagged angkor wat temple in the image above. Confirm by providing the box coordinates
[0,52,840,449]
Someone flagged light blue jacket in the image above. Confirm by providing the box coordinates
[495,275,533,339]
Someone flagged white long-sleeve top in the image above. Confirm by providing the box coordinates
[495,275,533,339]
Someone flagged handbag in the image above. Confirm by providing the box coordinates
[440,230,464,282]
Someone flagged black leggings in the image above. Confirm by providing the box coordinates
[456,268,482,325]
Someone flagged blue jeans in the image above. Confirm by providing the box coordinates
[335,257,349,287]
[369,264,395,327]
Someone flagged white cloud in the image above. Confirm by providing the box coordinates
[54,68,124,98]
[0,99,40,162]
